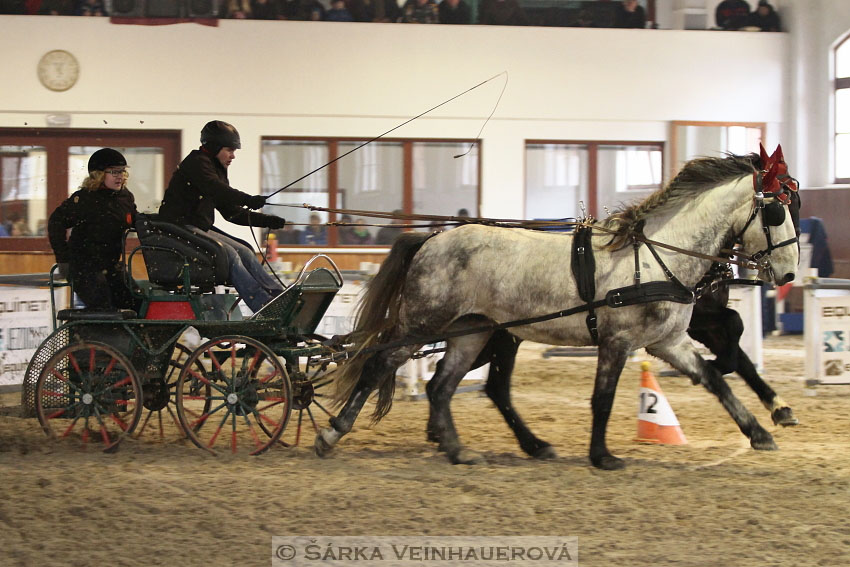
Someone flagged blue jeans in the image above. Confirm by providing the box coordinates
[189,227,284,312]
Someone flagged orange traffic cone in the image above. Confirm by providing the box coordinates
[635,361,687,445]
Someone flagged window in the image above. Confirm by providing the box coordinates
[670,121,764,177]
[261,138,480,247]
[0,129,180,251]
[835,35,850,183]
[525,141,663,220]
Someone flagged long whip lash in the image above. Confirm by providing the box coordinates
[266,71,508,199]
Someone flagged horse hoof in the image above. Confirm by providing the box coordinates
[771,407,799,427]
[591,455,626,470]
[314,427,339,458]
[750,434,778,451]
[532,445,558,460]
[450,448,487,465]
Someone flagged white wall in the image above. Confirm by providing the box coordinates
[0,15,791,233]
[782,0,850,188]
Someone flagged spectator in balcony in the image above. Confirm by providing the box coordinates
[748,0,780,32]
[251,0,281,19]
[715,0,750,30]
[300,213,328,245]
[284,0,324,20]
[573,8,595,27]
[224,0,252,18]
[339,215,373,245]
[325,0,354,21]
[614,0,646,28]
[401,0,438,24]
[439,0,471,25]
[39,0,74,14]
[478,0,527,26]
[74,0,105,16]
[374,210,406,245]
[347,0,400,22]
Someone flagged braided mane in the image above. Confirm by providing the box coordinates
[601,153,759,250]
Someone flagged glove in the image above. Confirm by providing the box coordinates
[56,263,69,281]
[246,194,267,210]
[266,216,286,230]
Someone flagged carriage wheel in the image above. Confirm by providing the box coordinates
[175,336,292,456]
[277,338,339,448]
[35,341,142,452]
[132,342,211,442]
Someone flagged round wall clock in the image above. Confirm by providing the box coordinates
[37,50,80,92]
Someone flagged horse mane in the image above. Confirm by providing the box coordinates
[601,153,759,250]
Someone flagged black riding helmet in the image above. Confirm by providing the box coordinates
[201,120,241,155]
[88,148,127,173]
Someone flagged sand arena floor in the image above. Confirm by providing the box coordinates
[1,333,849,567]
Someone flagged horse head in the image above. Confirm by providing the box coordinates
[737,144,800,285]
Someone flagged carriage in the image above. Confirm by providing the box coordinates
[21,214,345,455]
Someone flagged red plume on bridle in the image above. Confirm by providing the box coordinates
[757,143,797,203]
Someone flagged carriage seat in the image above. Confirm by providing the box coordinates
[135,214,231,293]
[57,308,137,321]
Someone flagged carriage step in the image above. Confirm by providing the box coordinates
[57,308,137,321]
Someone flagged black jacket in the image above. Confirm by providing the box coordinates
[159,149,278,231]
[48,187,136,267]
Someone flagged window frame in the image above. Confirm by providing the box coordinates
[524,139,665,219]
[0,128,181,252]
[260,136,481,247]
[835,34,850,184]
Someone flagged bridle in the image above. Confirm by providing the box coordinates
[731,145,799,277]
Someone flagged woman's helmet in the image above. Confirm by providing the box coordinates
[87,148,127,173]
[201,120,241,154]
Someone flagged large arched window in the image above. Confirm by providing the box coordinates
[835,34,850,183]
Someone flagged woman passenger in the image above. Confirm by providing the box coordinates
[48,148,138,311]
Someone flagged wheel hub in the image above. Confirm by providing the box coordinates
[292,378,315,411]
[142,377,171,411]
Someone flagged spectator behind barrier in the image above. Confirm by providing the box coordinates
[325,0,354,21]
[439,0,471,25]
[715,0,751,30]
[401,0,438,24]
[614,0,645,28]
[748,0,780,32]
[478,0,528,26]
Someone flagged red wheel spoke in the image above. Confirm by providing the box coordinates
[99,425,112,446]
[68,352,82,374]
[109,413,130,432]
[245,349,263,376]
[103,356,117,376]
[259,369,281,385]
[81,428,90,443]
[209,348,223,372]
[89,348,96,373]
[136,410,154,438]
[61,416,81,438]
[47,408,68,420]
[49,369,69,383]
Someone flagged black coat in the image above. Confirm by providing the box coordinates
[159,149,279,231]
[48,186,136,267]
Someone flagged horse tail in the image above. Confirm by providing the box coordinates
[333,232,432,419]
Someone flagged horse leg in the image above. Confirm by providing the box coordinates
[425,332,492,465]
[688,306,742,376]
[734,348,799,426]
[589,338,631,470]
[646,339,778,451]
[692,307,798,426]
[315,346,416,457]
[484,331,557,459]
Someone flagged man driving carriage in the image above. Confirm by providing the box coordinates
[158,120,287,312]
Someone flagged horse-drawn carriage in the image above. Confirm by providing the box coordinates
[22,214,344,455]
[20,146,802,469]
